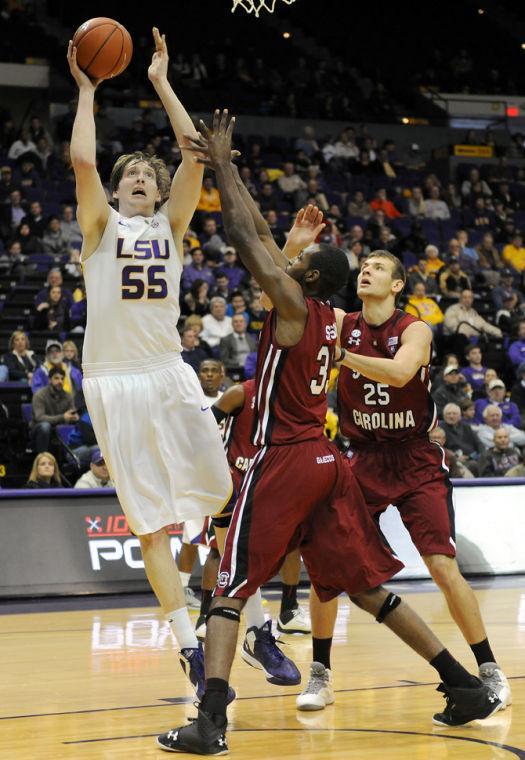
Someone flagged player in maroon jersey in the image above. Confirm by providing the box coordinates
[157,114,501,755]
[301,249,510,713]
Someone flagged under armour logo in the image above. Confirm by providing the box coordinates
[488,694,498,703]
[167,730,179,740]
[218,737,226,746]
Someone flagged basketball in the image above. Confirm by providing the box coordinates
[72,17,132,79]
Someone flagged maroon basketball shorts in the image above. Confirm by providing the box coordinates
[348,437,456,558]
[216,439,403,601]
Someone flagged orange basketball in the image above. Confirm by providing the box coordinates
[72,17,133,79]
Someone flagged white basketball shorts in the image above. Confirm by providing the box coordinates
[82,352,232,535]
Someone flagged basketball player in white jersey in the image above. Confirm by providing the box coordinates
[67,28,232,701]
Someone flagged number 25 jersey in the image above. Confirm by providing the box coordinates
[253,298,337,446]
[82,207,182,367]
[338,309,436,445]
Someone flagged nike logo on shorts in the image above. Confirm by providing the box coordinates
[201,406,209,412]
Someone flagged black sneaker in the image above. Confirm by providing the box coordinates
[432,682,501,726]
[157,709,228,755]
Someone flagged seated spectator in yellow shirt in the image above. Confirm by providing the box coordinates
[405,282,444,330]
[502,232,525,273]
[423,244,445,275]
[197,176,221,212]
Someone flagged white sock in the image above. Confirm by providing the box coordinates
[243,589,266,630]
[179,571,191,587]
[166,607,199,649]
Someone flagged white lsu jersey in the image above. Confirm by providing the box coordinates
[82,205,182,368]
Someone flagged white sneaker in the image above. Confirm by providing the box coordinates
[184,586,201,610]
[479,662,512,709]
[296,662,334,711]
[277,605,311,634]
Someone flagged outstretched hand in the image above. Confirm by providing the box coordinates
[184,109,236,169]
[287,205,326,251]
[148,27,169,83]
[67,40,102,91]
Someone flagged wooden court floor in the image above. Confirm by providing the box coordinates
[1,581,523,759]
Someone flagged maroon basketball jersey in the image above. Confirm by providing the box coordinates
[223,379,258,490]
[338,309,436,445]
[253,298,337,446]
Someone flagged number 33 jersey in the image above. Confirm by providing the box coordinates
[338,309,436,446]
[82,207,183,366]
[253,298,337,446]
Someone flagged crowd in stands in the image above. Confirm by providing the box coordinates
[1,102,525,486]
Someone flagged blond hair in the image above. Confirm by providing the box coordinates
[184,314,204,331]
[9,330,30,351]
[62,340,79,361]
[110,151,171,208]
[28,452,62,485]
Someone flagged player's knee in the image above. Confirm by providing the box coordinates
[424,555,459,592]
[207,597,244,623]
[350,586,385,613]
[138,527,168,551]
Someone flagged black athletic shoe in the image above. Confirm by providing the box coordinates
[157,709,228,755]
[432,682,501,726]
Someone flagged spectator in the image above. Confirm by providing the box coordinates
[443,289,502,341]
[30,365,79,453]
[225,291,250,323]
[407,187,426,217]
[475,405,525,449]
[461,167,491,199]
[211,271,231,301]
[247,293,266,336]
[502,231,525,273]
[456,230,480,277]
[66,404,97,468]
[347,190,372,219]
[199,216,227,255]
[424,186,450,220]
[8,127,37,161]
[74,448,114,489]
[369,188,402,219]
[197,176,221,212]
[219,314,257,373]
[461,344,488,398]
[0,240,31,280]
[184,314,213,357]
[2,330,41,383]
[399,220,428,256]
[182,247,215,292]
[33,285,71,333]
[432,365,470,417]
[404,282,443,330]
[407,257,438,294]
[25,451,63,489]
[440,402,484,475]
[510,362,525,426]
[220,247,246,290]
[429,426,474,478]
[180,326,209,373]
[508,320,525,370]
[476,232,503,287]
[492,269,524,312]
[63,340,81,370]
[1,189,27,235]
[474,379,522,427]
[423,244,445,276]
[32,340,83,399]
[13,221,42,255]
[439,258,471,298]
[478,428,521,477]
[183,279,210,318]
[295,125,320,158]
[277,162,306,201]
[35,268,73,308]
[461,399,477,425]
[60,205,83,247]
[201,297,233,350]
[25,200,47,239]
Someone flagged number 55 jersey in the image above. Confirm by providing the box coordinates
[338,309,436,446]
[82,207,182,366]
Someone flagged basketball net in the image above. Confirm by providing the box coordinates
[232,0,297,16]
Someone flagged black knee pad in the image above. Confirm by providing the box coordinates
[375,592,401,623]
[206,606,241,624]
[212,512,233,529]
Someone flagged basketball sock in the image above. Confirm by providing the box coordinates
[430,649,480,689]
[312,637,332,670]
[470,638,496,667]
[280,583,298,614]
[166,607,199,649]
[201,678,229,723]
[200,589,213,618]
[243,589,266,629]
[179,571,191,588]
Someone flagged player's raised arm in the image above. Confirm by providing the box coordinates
[212,382,246,421]
[148,28,203,255]
[338,320,432,387]
[67,42,110,258]
[190,110,306,322]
